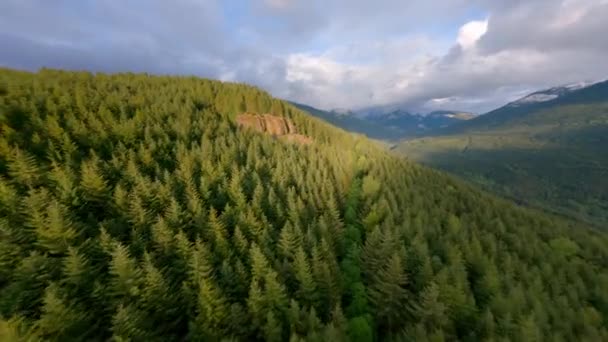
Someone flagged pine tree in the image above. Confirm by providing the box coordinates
[112,184,130,218]
[406,238,434,293]
[34,283,90,341]
[151,216,174,252]
[323,304,348,341]
[305,307,322,340]
[248,244,288,336]
[109,243,142,298]
[233,226,250,257]
[35,201,79,255]
[184,178,205,227]
[208,207,229,257]
[186,242,229,338]
[0,316,36,341]
[361,226,385,281]
[7,148,41,189]
[418,282,448,332]
[49,162,77,205]
[127,192,151,228]
[311,245,340,315]
[140,253,181,336]
[278,222,303,261]
[228,167,247,208]
[111,304,151,341]
[0,177,20,221]
[347,316,373,342]
[368,252,414,332]
[518,315,542,342]
[80,157,108,204]
[62,246,91,288]
[293,247,317,308]
[263,311,283,342]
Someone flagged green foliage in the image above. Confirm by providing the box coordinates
[35,283,91,341]
[368,252,414,333]
[347,316,373,342]
[549,237,580,258]
[0,68,607,341]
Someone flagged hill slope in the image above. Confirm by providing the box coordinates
[399,80,608,225]
[0,68,607,341]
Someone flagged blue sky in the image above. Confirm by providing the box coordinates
[1,0,608,113]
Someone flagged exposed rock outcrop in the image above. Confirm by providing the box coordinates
[236,113,312,145]
[236,113,295,136]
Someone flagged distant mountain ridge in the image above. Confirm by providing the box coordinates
[290,102,406,140]
[436,79,608,134]
[507,81,597,108]
[366,109,476,135]
[427,110,476,120]
[292,102,475,140]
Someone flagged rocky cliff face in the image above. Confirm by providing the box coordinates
[236,113,296,136]
[236,113,312,144]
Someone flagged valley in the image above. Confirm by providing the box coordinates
[292,80,608,227]
[397,81,608,226]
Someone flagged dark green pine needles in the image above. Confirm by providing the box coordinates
[0,68,607,341]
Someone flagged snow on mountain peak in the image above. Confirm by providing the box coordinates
[512,93,559,105]
[563,80,595,91]
[508,80,597,107]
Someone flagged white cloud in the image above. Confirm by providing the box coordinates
[276,0,608,112]
[457,20,488,49]
[2,0,608,113]
[286,54,347,83]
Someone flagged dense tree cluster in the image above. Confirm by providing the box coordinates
[0,68,607,341]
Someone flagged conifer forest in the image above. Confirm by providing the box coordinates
[0,68,607,341]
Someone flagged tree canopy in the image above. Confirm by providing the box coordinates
[0,68,607,341]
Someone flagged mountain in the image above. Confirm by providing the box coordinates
[293,102,475,140]
[0,68,607,341]
[290,102,406,140]
[365,109,420,134]
[439,81,603,134]
[427,110,476,120]
[365,109,476,136]
[398,79,608,226]
[508,82,596,108]
[423,110,477,128]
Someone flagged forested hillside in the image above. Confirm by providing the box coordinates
[399,81,608,226]
[1,68,607,341]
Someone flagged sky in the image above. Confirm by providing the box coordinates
[1,0,608,113]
